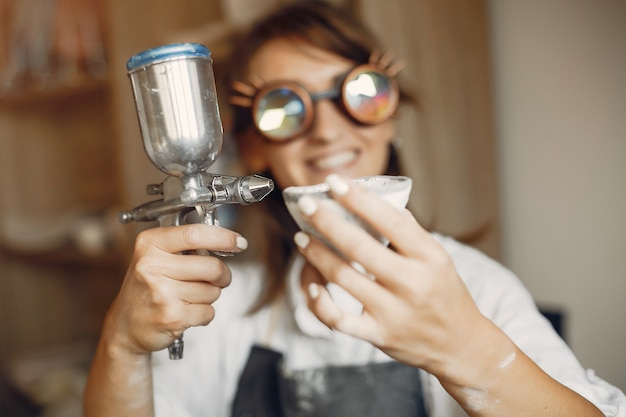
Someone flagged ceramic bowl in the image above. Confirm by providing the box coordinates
[283,175,412,249]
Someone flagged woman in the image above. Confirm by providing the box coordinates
[84,2,625,416]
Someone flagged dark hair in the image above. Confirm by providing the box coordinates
[224,1,407,312]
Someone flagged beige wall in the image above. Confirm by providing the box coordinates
[488,0,626,390]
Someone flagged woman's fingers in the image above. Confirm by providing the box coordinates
[306,281,382,344]
[300,258,383,344]
[130,225,238,308]
[324,174,437,260]
[295,232,391,309]
[133,223,243,288]
[155,299,218,340]
[173,279,224,306]
[136,251,233,289]
[296,233,399,345]
[136,223,248,257]
[295,195,418,291]
[294,175,446,291]
[113,223,246,353]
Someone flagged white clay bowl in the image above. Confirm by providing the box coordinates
[283,175,412,250]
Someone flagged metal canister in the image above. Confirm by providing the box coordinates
[126,43,223,178]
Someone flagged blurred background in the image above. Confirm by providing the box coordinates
[0,0,623,415]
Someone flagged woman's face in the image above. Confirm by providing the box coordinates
[240,39,396,189]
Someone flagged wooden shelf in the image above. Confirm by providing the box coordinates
[0,244,125,269]
[0,74,108,108]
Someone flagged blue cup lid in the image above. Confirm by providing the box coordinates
[126,43,211,72]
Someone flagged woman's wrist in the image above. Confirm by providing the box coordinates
[99,300,152,359]
[86,321,155,417]
[435,317,517,390]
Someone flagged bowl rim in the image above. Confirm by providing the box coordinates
[282,175,411,199]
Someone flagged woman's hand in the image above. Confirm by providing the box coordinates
[104,223,248,356]
[294,174,492,378]
[294,174,604,417]
[85,223,247,417]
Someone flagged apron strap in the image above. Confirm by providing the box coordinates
[231,345,285,417]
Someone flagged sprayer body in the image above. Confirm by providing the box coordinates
[120,43,273,360]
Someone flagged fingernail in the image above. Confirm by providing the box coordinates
[294,231,310,249]
[308,282,320,300]
[326,174,349,196]
[298,195,318,216]
[236,236,248,250]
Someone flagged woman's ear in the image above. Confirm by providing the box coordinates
[236,130,268,174]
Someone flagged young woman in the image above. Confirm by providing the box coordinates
[84,2,625,416]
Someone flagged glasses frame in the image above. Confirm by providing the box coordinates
[238,63,400,142]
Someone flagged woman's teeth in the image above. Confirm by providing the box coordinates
[313,151,356,170]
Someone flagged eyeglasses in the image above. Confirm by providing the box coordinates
[231,62,401,142]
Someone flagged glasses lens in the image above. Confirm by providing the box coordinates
[254,87,307,141]
[343,69,395,123]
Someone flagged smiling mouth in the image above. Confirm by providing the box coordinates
[311,150,358,171]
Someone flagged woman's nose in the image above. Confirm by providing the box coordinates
[308,99,347,142]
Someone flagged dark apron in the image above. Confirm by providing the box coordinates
[231,345,428,417]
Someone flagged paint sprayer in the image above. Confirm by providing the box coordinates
[118,43,274,360]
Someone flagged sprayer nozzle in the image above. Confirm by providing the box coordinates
[239,175,275,203]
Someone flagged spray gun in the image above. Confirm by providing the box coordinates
[118,43,274,359]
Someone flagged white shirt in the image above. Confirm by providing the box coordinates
[152,234,626,417]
